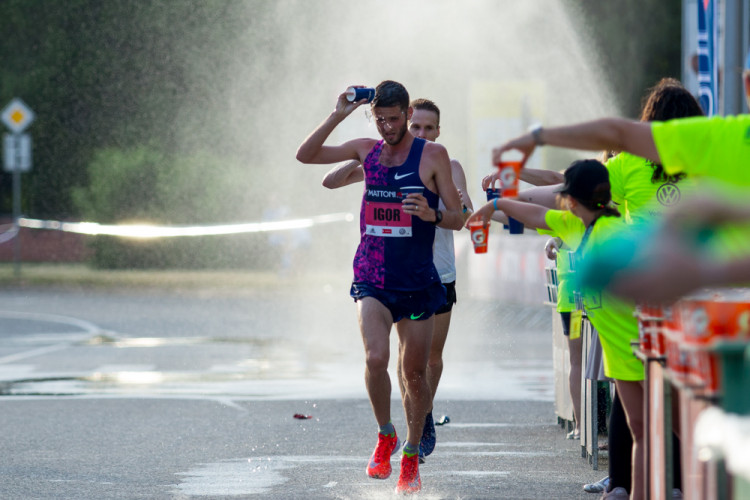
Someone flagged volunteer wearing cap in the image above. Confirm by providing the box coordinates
[468,159,648,500]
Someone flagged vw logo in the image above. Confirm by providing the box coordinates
[656,183,681,206]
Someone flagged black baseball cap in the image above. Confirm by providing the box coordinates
[555,159,611,206]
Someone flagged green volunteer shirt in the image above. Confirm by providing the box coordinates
[545,210,645,381]
[605,152,696,226]
[555,246,575,313]
[653,115,750,182]
[653,115,750,258]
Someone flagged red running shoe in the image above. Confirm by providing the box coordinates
[395,453,421,494]
[366,432,400,479]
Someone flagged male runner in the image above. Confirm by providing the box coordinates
[321,98,473,463]
[296,81,463,494]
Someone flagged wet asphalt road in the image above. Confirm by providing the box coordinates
[0,280,605,499]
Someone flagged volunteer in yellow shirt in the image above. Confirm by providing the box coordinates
[468,159,648,499]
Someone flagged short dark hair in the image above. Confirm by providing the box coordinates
[372,80,409,111]
[410,98,440,126]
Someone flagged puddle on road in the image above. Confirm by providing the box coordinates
[175,458,293,496]
[174,455,365,497]
[0,365,553,401]
[173,454,520,497]
[81,334,278,348]
[0,331,554,401]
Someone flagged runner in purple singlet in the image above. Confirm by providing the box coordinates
[296,80,464,494]
[321,98,474,464]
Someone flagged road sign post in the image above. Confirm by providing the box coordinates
[2,98,35,277]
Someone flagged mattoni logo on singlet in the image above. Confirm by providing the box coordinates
[656,183,681,206]
[367,189,401,198]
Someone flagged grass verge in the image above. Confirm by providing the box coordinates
[0,263,347,292]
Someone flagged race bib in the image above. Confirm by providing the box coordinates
[364,186,413,237]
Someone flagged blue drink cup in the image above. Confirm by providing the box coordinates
[400,186,424,216]
[400,186,424,199]
[346,86,375,103]
[485,188,509,230]
[508,217,525,234]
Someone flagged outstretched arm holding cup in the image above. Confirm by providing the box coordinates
[492,120,659,168]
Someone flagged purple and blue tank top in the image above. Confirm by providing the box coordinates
[353,138,440,290]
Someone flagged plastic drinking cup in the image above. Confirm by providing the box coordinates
[498,161,522,198]
[469,220,489,254]
[508,216,525,234]
[399,186,424,199]
[400,186,424,216]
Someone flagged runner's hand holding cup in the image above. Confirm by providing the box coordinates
[400,186,428,220]
[336,85,373,118]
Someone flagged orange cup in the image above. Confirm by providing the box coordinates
[498,161,523,198]
[468,220,489,254]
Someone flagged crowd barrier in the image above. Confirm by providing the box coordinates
[547,266,609,471]
[550,262,750,497]
[635,291,750,500]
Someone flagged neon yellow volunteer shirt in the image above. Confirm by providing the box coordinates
[653,115,750,258]
[538,214,578,313]
[545,210,645,381]
[536,231,575,313]
[605,152,695,225]
[653,115,750,182]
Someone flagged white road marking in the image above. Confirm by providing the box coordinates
[0,310,102,365]
[0,310,101,334]
[0,344,71,364]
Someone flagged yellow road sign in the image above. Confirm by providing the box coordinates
[1,98,35,134]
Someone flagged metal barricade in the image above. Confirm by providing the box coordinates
[636,289,750,500]
[550,251,609,470]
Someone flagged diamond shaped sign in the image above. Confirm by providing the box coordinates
[2,98,35,133]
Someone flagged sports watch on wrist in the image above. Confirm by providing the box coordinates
[432,209,443,225]
[530,124,544,146]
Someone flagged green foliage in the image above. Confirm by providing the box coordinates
[561,0,683,118]
[0,0,250,217]
[72,146,274,269]
[71,147,163,223]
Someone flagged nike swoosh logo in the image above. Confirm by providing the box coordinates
[394,172,414,180]
[410,312,425,320]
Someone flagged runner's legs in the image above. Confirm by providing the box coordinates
[358,297,394,426]
[396,316,434,446]
[427,310,451,403]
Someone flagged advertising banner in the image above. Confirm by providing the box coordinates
[697,0,718,116]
